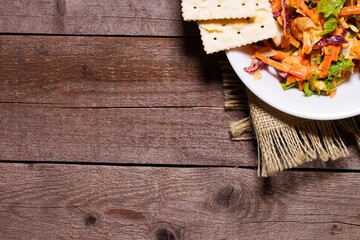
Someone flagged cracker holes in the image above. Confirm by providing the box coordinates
[213,37,217,40]
[242,3,246,6]
[217,4,221,7]
[261,25,265,28]
[193,6,197,9]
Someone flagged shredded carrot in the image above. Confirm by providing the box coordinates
[340,6,360,16]
[296,47,310,65]
[329,89,337,98]
[320,44,341,78]
[255,52,310,80]
[296,0,320,25]
[331,45,341,62]
[298,80,305,91]
[270,50,291,61]
[300,58,310,65]
[320,53,332,78]
[253,47,290,60]
[333,78,337,87]
[286,76,301,85]
[272,0,282,13]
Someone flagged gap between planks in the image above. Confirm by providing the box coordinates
[0,160,255,169]
[1,161,360,174]
[0,102,224,110]
[0,32,200,39]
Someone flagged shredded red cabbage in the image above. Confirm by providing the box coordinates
[315,35,348,47]
[281,0,291,35]
[273,10,281,18]
[278,70,290,79]
[244,58,266,73]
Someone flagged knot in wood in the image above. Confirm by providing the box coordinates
[84,213,98,226]
[81,65,98,81]
[206,184,252,217]
[215,185,235,208]
[81,65,91,76]
[156,228,176,240]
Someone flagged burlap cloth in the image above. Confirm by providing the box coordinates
[221,61,360,177]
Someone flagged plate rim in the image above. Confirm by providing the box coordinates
[225,47,360,120]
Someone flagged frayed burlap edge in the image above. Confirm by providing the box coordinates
[229,117,254,141]
[248,91,352,177]
[221,61,249,111]
[221,60,359,177]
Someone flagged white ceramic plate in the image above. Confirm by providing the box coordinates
[226,46,360,120]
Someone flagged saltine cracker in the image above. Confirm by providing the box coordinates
[182,0,257,21]
[198,0,282,54]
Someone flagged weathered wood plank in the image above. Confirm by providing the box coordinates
[1,103,359,168]
[1,163,360,239]
[0,35,359,168]
[0,104,256,166]
[0,0,199,36]
[0,35,224,108]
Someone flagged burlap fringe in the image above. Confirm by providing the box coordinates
[229,118,255,141]
[220,60,358,177]
[221,61,249,110]
[248,89,352,177]
[256,120,349,177]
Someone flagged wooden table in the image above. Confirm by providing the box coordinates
[1,1,360,239]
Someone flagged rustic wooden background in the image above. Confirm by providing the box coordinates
[1,1,360,239]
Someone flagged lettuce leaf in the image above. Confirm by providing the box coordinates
[317,0,345,18]
[281,82,297,90]
[303,82,314,96]
[324,80,337,94]
[327,58,355,78]
[322,17,338,35]
[317,0,346,35]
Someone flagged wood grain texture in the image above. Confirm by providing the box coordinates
[0,35,224,108]
[1,103,359,168]
[1,163,360,239]
[0,104,257,166]
[2,2,360,239]
[0,0,199,36]
[0,36,359,168]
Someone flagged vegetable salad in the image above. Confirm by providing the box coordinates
[245,0,360,97]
